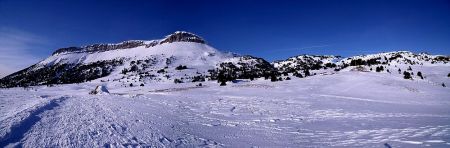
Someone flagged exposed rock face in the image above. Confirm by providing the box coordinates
[52,40,146,55]
[160,31,206,44]
[52,31,206,56]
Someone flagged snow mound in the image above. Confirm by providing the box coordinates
[89,85,110,95]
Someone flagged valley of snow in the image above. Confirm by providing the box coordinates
[1,65,450,147]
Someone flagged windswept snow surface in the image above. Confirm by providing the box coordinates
[1,68,450,147]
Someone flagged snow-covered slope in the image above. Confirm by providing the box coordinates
[1,68,449,147]
[273,51,449,77]
[339,51,449,66]
[0,31,274,87]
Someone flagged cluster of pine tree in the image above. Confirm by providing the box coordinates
[210,56,277,86]
[375,66,384,72]
[349,58,382,66]
[0,60,123,88]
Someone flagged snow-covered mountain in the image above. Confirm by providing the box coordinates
[0,31,449,88]
[273,51,449,76]
[0,31,273,87]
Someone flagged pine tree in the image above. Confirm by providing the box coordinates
[417,71,423,79]
[403,71,412,79]
[442,83,446,87]
[375,67,382,72]
[220,81,226,86]
[285,77,291,80]
[398,68,401,74]
[121,68,128,74]
[140,83,144,86]
[217,72,227,85]
[407,66,412,71]
[304,69,311,77]
[270,74,277,82]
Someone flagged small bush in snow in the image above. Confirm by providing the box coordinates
[157,69,165,73]
[407,66,412,71]
[175,65,188,70]
[293,72,303,78]
[442,83,446,87]
[174,79,183,84]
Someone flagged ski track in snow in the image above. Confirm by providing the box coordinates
[1,71,450,147]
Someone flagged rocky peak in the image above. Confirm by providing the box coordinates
[160,31,206,44]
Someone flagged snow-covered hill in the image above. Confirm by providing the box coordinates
[0,31,273,87]
[273,51,449,79]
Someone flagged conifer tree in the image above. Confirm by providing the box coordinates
[417,71,423,79]
[403,71,412,79]
[270,74,277,82]
[304,69,311,77]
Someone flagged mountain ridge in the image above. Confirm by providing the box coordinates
[1,31,449,88]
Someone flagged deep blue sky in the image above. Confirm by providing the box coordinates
[0,0,450,76]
